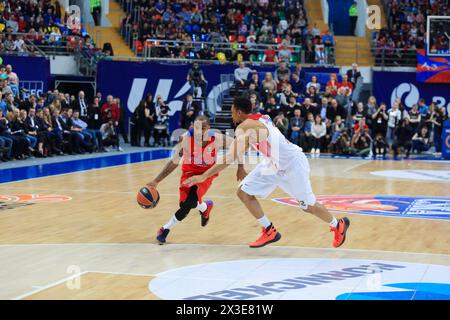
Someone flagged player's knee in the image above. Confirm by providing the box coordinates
[175,207,189,221]
[237,188,254,202]
[303,202,318,214]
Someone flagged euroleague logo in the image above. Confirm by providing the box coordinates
[272,195,450,221]
[0,194,72,211]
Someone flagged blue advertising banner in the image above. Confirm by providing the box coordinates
[372,71,450,114]
[96,60,338,132]
[2,55,51,97]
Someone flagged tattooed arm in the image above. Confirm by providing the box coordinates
[147,135,187,187]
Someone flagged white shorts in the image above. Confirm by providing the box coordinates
[240,151,316,208]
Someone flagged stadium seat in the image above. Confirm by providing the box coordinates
[238,35,246,43]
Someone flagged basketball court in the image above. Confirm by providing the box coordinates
[1,150,449,300]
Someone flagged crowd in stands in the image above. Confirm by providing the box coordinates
[373,0,450,65]
[0,63,133,161]
[0,0,99,56]
[121,0,335,64]
[232,61,447,158]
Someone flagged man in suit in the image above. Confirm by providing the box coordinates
[71,91,90,123]
[180,94,200,129]
[346,63,361,88]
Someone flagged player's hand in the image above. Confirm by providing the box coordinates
[146,180,159,188]
[183,175,205,187]
[236,167,247,181]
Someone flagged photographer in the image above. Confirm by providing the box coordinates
[371,102,388,138]
[187,62,208,98]
[154,95,171,147]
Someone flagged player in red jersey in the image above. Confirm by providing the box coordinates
[147,116,238,244]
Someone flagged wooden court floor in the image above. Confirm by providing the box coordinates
[0,157,449,299]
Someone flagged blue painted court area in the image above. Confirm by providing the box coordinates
[0,149,172,184]
[336,283,450,300]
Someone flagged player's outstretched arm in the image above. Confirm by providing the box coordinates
[215,132,247,181]
[147,135,186,187]
[184,129,249,187]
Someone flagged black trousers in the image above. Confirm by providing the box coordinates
[174,186,198,221]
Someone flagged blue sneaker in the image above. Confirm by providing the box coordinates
[156,227,170,244]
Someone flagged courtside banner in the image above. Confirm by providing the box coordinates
[96,60,338,132]
[372,71,450,113]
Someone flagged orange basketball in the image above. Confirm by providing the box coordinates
[137,185,160,209]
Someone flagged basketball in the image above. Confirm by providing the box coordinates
[137,185,160,209]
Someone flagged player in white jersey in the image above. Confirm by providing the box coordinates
[185,96,350,248]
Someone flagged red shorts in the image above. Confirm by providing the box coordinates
[179,171,218,203]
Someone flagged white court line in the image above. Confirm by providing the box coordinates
[87,270,157,277]
[12,271,89,300]
[343,160,371,173]
[0,242,449,257]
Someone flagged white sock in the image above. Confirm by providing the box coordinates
[163,215,179,230]
[196,202,207,212]
[258,215,272,228]
[329,217,338,228]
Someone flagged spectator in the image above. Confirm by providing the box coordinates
[346,63,361,88]
[180,94,200,129]
[294,63,306,81]
[187,62,208,98]
[304,86,320,107]
[418,98,428,115]
[330,115,345,153]
[285,96,301,119]
[100,120,121,151]
[262,45,278,63]
[393,118,414,158]
[349,1,358,35]
[350,124,372,157]
[290,72,305,95]
[428,106,444,153]
[274,61,291,84]
[301,98,318,118]
[261,72,277,102]
[279,84,297,109]
[386,100,402,150]
[263,96,283,120]
[306,75,321,93]
[326,73,339,97]
[101,95,120,128]
[409,103,422,133]
[154,95,171,146]
[372,102,389,137]
[412,126,432,154]
[339,75,353,97]
[234,62,255,89]
[134,99,152,147]
[289,108,304,146]
[87,97,102,130]
[273,112,289,137]
[300,112,315,152]
[71,91,89,122]
[326,99,346,122]
[311,114,326,157]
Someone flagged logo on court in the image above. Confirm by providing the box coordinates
[370,170,450,182]
[148,259,450,300]
[272,195,450,221]
[0,194,71,211]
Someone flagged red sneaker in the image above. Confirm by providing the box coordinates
[200,200,214,227]
[249,224,282,248]
[330,217,350,248]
